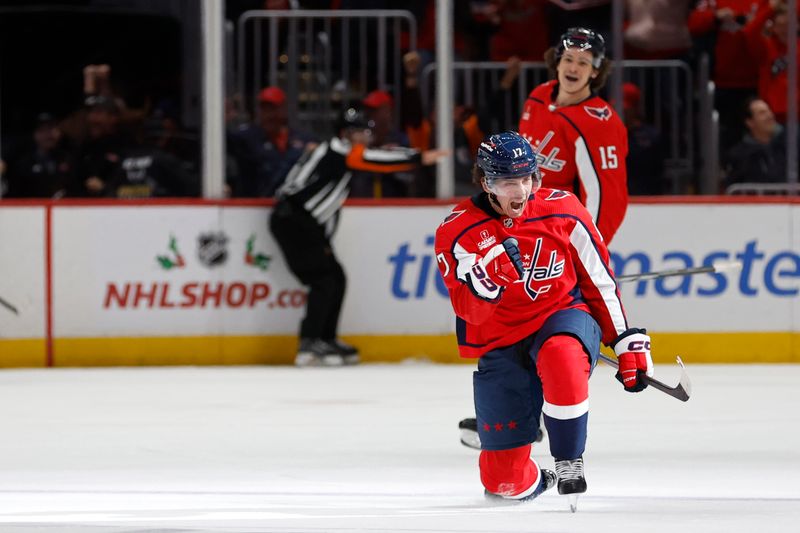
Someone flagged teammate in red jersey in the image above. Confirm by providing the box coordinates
[435,131,654,507]
[518,27,628,244]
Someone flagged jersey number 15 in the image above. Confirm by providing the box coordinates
[599,146,618,169]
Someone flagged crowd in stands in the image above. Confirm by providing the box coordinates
[1,0,798,199]
[1,63,197,200]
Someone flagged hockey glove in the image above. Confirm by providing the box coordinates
[612,328,654,393]
[478,237,525,287]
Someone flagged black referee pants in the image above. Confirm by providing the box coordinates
[269,201,346,341]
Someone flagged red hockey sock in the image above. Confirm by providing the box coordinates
[479,444,540,497]
[536,334,591,459]
[536,335,590,413]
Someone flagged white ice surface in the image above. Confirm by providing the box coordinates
[0,362,798,532]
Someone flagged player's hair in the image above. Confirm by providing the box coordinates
[543,47,612,92]
[471,163,486,188]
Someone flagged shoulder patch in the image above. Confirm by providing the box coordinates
[441,209,466,225]
[584,105,611,121]
[545,190,571,201]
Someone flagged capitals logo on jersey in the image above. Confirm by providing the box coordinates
[584,105,612,121]
[523,237,565,301]
[545,190,571,201]
[528,131,566,172]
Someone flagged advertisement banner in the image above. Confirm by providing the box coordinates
[0,207,46,338]
[2,199,797,365]
[52,206,306,337]
[612,204,799,332]
[0,206,46,366]
[336,206,455,334]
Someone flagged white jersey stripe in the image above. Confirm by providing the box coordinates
[312,173,351,222]
[569,221,627,334]
[303,180,335,211]
[574,137,601,224]
[277,141,329,196]
[330,136,351,155]
[542,398,589,420]
[362,146,418,162]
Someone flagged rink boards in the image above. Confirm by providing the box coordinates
[0,198,798,366]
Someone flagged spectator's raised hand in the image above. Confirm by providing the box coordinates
[716,7,735,23]
[421,149,451,166]
[403,51,421,88]
[85,176,105,194]
[500,56,522,90]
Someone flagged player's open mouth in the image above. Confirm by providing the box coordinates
[565,75,579,83]
[510,200,525,211]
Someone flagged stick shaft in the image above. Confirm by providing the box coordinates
[598,353,690,401]
[617,265,715,282]
[616,260,742,283]
[0,295,18,315]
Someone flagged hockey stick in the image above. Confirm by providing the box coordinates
[617,260,742,283]
[0,295,18,315]
[598,353,692,402]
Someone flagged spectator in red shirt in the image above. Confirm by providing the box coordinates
[689,1,761,152]
[488,0,551,62]
[743,0,800,124]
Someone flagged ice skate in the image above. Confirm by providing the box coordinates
[458,417,481,449]
[294,339,344,367]
[327,338,360,365]
[555,456,587,512]
[484,468,557,504]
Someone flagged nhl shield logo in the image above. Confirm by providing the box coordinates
[197,232,229,267]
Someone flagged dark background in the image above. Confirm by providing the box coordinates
[0,0,193,157]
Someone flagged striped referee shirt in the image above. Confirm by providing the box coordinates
[276,136,421,236]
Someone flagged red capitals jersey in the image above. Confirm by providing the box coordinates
[688,1,759,89]
[434,189,630,358]
[743,2,800,124]
[518,80,629,243]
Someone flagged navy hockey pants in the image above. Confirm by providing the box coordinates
[473,308,601,459]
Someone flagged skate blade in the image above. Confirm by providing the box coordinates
[568,494,578,513]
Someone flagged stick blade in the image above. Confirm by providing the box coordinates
[673,356,692,401]
[711,259,743,273]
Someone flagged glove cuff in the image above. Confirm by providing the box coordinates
[610,327,647,350]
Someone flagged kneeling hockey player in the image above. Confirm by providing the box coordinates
[434,131,654,509]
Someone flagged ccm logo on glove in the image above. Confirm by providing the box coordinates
[612,328,654,393]
[626,339,650,351]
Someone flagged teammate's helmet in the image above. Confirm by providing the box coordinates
[476,131,539,180]
[555,27,606,68]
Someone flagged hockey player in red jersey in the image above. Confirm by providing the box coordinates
[435,131,654,507]
[518,27,628,244]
